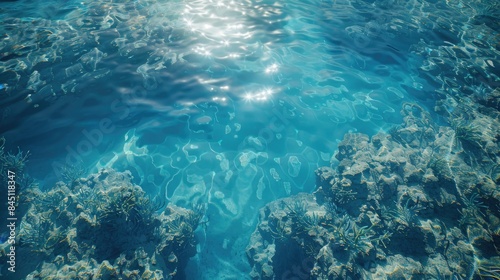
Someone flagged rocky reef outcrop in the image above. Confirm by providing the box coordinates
[0,168,204,279]
[247,103,500,279]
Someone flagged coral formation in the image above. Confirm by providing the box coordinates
[247,103,500,279]
[0,168,204,279]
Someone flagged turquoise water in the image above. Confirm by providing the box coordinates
[0,0,499,279]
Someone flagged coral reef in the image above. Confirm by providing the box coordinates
[0,168,204,279]
[247,103,500,279]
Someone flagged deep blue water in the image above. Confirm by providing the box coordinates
[1,0,499,278]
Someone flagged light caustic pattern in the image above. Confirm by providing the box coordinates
[0,0,472,278]
[0,0,413,277]
[87,1,418,277]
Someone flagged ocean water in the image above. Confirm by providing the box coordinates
[0,0,499,279]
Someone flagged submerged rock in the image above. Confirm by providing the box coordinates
[247,103,500,279]
[0,168,204,279]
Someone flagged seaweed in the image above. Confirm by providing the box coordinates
[488,164,500,184]
[458,192,488,227]
[18,217,54,253]
[451,117,484,151]
[374,230,393,249]
[168,216,193,237]
[300,212,322,229]
[333,214,392,261]
[462,192,487,217]
[334,214,375,256]
[430,266,465,280]
[18,173,36,189]
[60,163,87,185]
[0,137,30,173]
[457,208,479,227]
[98,188,155,234]
[388,197,423,227]
[428,156,453,180]
[0,137,31,191]
[476,257,500,280]
[286,200,308,218]
[269,219,290,242]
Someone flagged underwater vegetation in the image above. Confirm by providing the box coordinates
[458,192,488,227]
[0,137,30,174]
[332,214,392,259]
[0,137,31,188]
[0,168,205,279]
[0,0,498,278]
[1,100,497,279]
[59,163,87,186]
[476,257,500,280]
[247,103,500,279]
[488,164,500,185]
[386,197,423,228]
[451,116,485,152]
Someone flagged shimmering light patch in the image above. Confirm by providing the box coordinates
[6,0,488,278]
[193,45,212,57]
[212,97,227,101]
[265,63,279,74]
[181,0,252,56]
[243,87,275,102]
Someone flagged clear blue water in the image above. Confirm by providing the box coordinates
[0,0,499,279]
